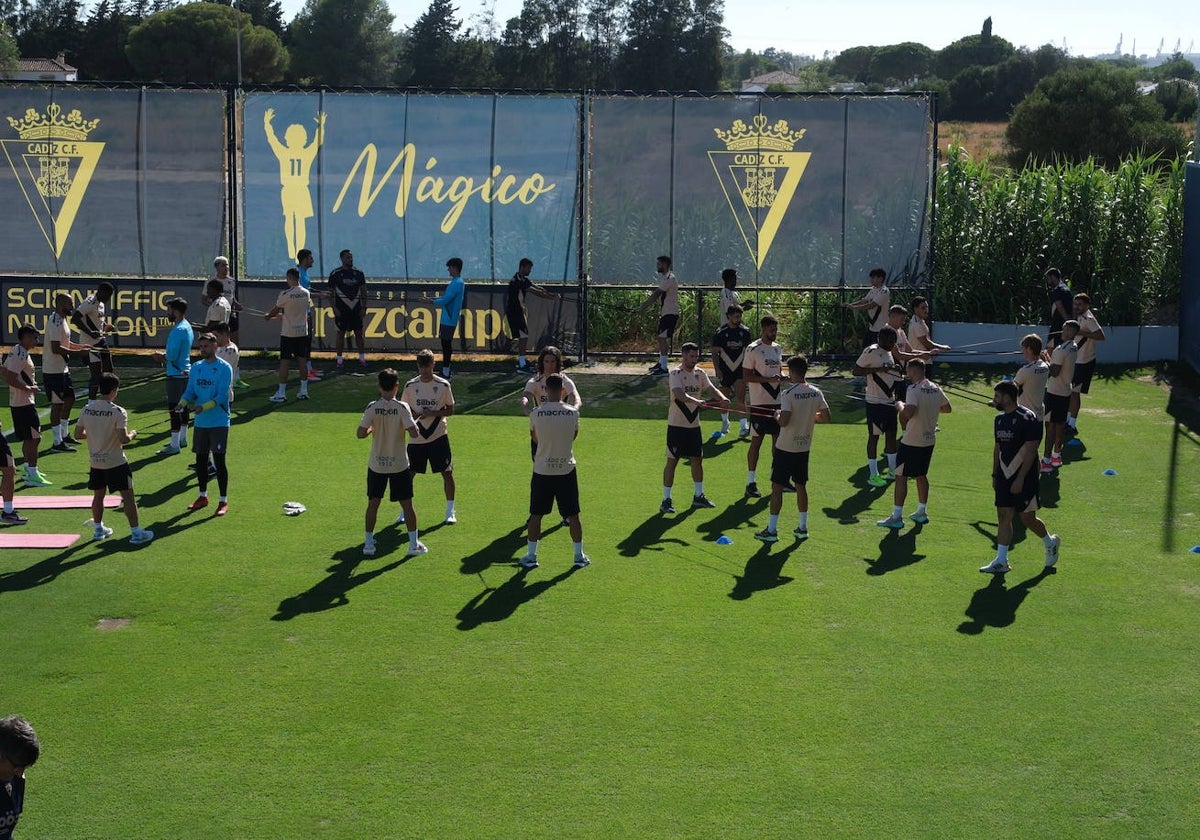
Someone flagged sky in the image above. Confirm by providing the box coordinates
[275,0,1196,60]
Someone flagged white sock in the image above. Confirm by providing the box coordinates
[1043,533,1056,547]
[408,529,419,548]
[997,544,1009,561]
[364,531,374,543]
[359,352,366,363]
[721,412,730,428]
[573,541,583,557]
[798,511,808,530]
[1052,449,1061,458]
[868,458,879,476]
[171,430,182,448]
[52,425,63,444]
[768,513,779,531]
[693,481,704,496]
[219,496,228,503]
[446,500,455,516]
[306,361,314,372]
[337,354,343,363]
[442,366,451,377]
[3,501,13,514]
[526,539,538,557]
[298,383,308,396]
[1066,414,1076,427]
[663,486,672,500]
[59,420,69,439]
[518,355,526,366]
[274,384,286,396]
[916,502,927,515]
[659,354,668,369]
[198,490,208,499]
[886,452,898,472]
[892,504,904,519]
[747,470,756,483]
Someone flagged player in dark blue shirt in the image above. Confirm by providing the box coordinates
[711,304,753,437]
[981,380,1060,574]
[328,249,367,370]
[1045,267,1073,348]
[0,715,39,840]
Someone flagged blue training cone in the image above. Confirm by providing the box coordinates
[716,535,733,545]
[1102,469,1118,476]
[1190,546,1200,554]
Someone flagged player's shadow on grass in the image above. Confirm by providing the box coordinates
[133,471,206,510]
[616,508,696,557]
[1060,438,1089,465]
[968,519,1032,551]
[863,523,926,575]
[0,542,98,595]
[956,568,1056,635]
[693,497,766,542]
[823,468,888,524]
[272,548,410,621]
[1038,472,1061,508]
[456,566,578,630]
[460,524,528,575]
[729,541,798,600]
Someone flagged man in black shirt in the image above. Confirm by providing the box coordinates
[328,249,367,370]
[505,258,560,373]
[710,304,753,437]
[1045,268,1073,348]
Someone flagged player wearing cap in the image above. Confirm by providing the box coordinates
[981,380,1060,574]
[358,368,424,558]
[711,304,753,438]
[75,372,154,544]
[755,355,829,542]
[661,343,728,513]
[402,349,457,525]
[876,359,951,529]
[521,373,589,569]
[742,314,785,497]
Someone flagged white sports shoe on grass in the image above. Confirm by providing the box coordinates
[979,558,1010,574]
[573,555,591,568]
[876,515,904,529]
[363,541,376,557]
[1044,534,1061,568]
[406,542,429,557]
[518,554,539,569]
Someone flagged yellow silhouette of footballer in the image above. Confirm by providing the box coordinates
[264,108,326,259]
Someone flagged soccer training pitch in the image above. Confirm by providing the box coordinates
[3,361,1199,838]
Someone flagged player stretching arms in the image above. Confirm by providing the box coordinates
[742,314,784,497]
[876,359,951,529]
[661,343,727,513]
[853,325,903,487]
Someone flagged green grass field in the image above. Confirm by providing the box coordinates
[3,360,1199,838]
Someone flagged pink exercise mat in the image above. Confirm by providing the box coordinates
[12,496,121,509]
[0,533,80,549]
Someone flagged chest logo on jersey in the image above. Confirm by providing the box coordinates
[709,115,810,270]
[3,104,105,259]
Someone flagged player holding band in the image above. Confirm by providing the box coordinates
[711,304,752,438]
[4,326,49,487]
[742,314,784,497]
[853,324,903,486]
[71,281,115,400]
[359,368,424,558]
[755,355,829,542]
[42,292,88,452]
[876,359,951,529]
[522,373,589,569]
[661,343,728,513]
[402,350,457,526]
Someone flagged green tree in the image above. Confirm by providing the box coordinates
[0,22,18,74]
[831,45,874,82]
[75,0,139,80]
[681,0,723,90]
[126,1,286,82]
[618,0,689,90]
[288,0,397,85]
[11,0,84,61]
[935,30,1015,80]
[1154,79,1198,122]
[1153,52,1198,83]
[1007,63,1188,167]
[868,42,931,83]
[583,0,621,88]
[403,0,461,87]
[204,0,282,36]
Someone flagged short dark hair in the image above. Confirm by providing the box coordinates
[994,380,1019,402]
[17,325,37,340]
[1045,267,1062,279]
[167,296,188,315]
[544,373,564,392]
[1021,333,1043,354]
[869,268,886,280]
[446,257,463,271]
[206,279,225,297]
[340,249,352,259]
[214,322,230,335]
[519,257,533,269]
[907,357,926,372]
[760,314,777,328]
[286,267,300,281]
[198,332,217,344]
[99,371,120,395]
[726,304,743,316]
[297,249,312,262]
[657,255,672,268]
[889,304,908,315]
[787,354,809,377]
[378,368,400,392]
[910,295,928,310]
[681,341,699,354]
[416,349,435,367]
[0,715,40,768]
[721,268,737,284]
[877,325,898,348]
[96,282,115,298]
[1073,292,1091,306]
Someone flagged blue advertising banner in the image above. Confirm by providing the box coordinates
[242,92,581,284]
[0,86,227,276]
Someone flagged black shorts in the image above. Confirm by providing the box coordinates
[866,330,879,346]
[770,448,810,487]
[530,469,580,518]
[334,307,363,332]
[0,435,13,467]
[228,312,240,334]
[1044,392,1069,423]
[10,405,39,440]
[506,309,528,339]
[994,469,1039,513]
[407,436,452,473]
[439,322,456,343]
[1072,360,1095,394]
[666,425,703,460]
[895,442,934,478]
[43,372,73,404]
[657,314,679,340]
[367,468,414,502]
[166,377,188,410]
[88,463,133,493]
[88,343,113,368]
[280,334,311,360]
[192,426,229,455]
[866,401,897,436]
[717,365,743,390]
[750,406,780,438]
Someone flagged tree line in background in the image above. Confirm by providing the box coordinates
[0,5,1193,166]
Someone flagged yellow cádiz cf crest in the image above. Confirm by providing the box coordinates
[709,115,810,269]
[2,103,104,258]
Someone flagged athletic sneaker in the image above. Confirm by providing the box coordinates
[745,482,761,498]
[867,474,888,488]
[781,483,796,493]
[647,362,666,374]
[51,441,77,453]
[406,541,429,557]
[187,496,209,511]
[650,367,669,378]
[792,527,809,540]
[692,494,717,509]
[738,425,750,439]
[234,379,252,389]
[754,528,779,543]
[517,553,539,569]
[0,510,28,525]
[876,515,904,529]
[395,513,406,524]
[1044,534,1061,568]
[93,524,114,541]
[879,468,896,481]
[62,435,80,446]
[23,470,51,487]
[1040,459,1055,474]
[712,429,728,438]
[573,554,591,568]
[979,558,1011,574]
[363,541,376,557]
[445,512,458,525]
[659,499,675,515]
[1049,455,1063,468]
[297,393,310,401]
[306,370,322,381]
[215,502,229,517]
[156,444,181,456]
[909,512,930,524]
[130,530,155,545]
[268,394,287,403]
